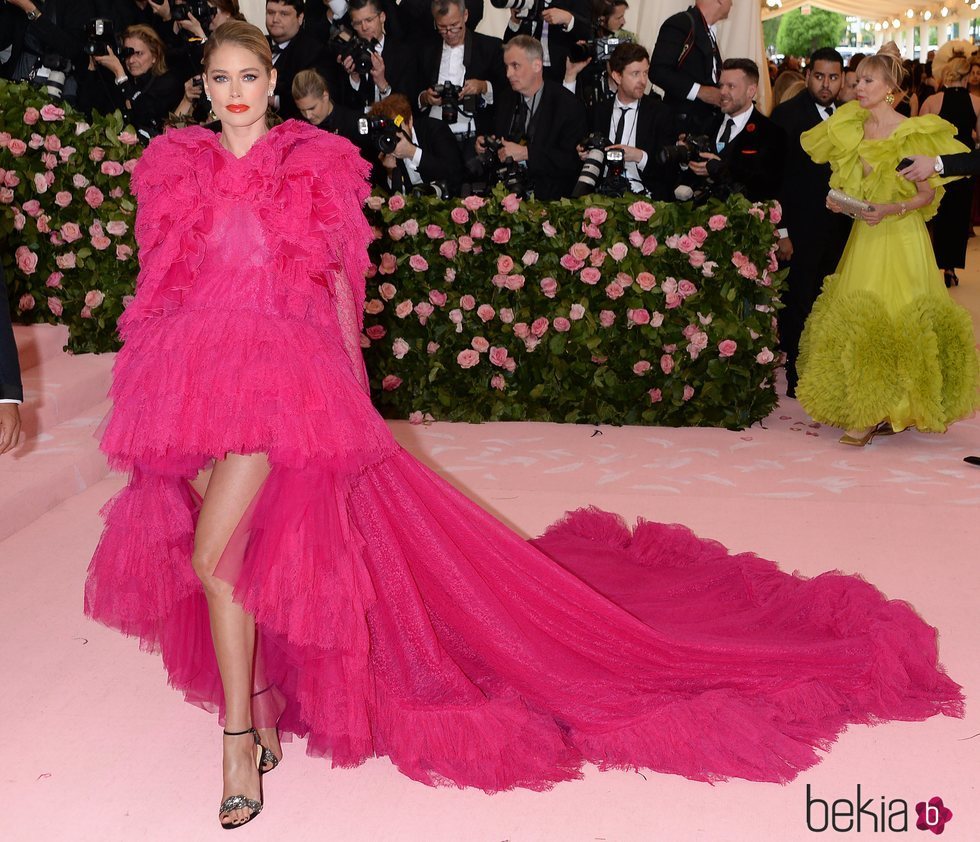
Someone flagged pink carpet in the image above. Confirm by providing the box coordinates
[1,266,978,840]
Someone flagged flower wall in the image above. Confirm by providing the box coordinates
[2,81,786,429]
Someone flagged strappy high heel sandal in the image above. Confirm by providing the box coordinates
[252,687,281,775]
[218,727,263,830]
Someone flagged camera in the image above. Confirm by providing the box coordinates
[358,115,406,155]
[84,19,117,57]
[489,0,544,19]
[432,80,464,124]
[658,134,715,167]
[568,36,631,65]
[571,132,610,198]
[330,25,376,78]
[32,52,72,100]
[172,1,214,25]
[411,181,450,199]
[463,135,531,198]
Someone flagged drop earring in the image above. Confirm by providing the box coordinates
[885,93,895,105]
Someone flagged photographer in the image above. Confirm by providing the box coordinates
[366,92,464,196]
[80,23,183,137]
[397,0,482,41]
[686,58,784,202]
[1,0,94,101]
[581,43,673,199]
[267,0,333,120]
[501,0,591,85]
[417,0,505,149]
[338,0,414,110]
[562,0,628,108]
[477,35,586,199]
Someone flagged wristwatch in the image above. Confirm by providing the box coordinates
[934,156,944,175]
[26,8,42,20]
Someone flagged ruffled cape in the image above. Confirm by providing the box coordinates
[801,101,969,219]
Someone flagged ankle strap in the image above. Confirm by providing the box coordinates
[223,727,256,737]
[251,685,273,698]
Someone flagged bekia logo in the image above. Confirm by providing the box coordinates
[806,785,954,834]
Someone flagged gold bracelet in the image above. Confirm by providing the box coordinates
[900,203,908,215]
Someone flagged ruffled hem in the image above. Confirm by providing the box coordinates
[85,448,964,792]
[796,275,980,431]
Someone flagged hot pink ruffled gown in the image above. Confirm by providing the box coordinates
[85,120,962,792]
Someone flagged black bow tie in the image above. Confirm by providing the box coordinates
[271,42,285,55]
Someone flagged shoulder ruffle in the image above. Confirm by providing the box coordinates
[800,101,866,196]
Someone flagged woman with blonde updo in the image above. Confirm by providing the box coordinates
[797,45,979,445]
[919,50,980,286]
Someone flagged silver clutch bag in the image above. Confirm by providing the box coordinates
[827,188,872,218]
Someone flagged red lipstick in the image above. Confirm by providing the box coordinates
[226,104,250,113]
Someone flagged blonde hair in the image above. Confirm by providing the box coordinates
[123,25,167,76]
[941,54,971,86]
[771,70,804,109]
[292,68,329,102]
[856,45,908,102]
[203,20,273,76]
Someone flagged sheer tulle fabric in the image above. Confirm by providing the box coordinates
[86,121,963,793]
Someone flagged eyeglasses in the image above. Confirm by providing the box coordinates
[351,13,381,29]
[435,22,464,35]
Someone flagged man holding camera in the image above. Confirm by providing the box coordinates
[477,34,587,200]
[651,0,729,135]
[339,0,414,110]
[586,43,673,199]
[417,0,504,148]
[267,0,332,120]
[502,0,591,85]
[687,58,784,203]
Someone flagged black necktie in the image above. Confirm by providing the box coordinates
[512,98,529,140]
[822,105,834,119]
[718,117,734,149]
[614,107,628,145]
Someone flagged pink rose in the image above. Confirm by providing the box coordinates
[388,224,405,240]
[402,219,419,236]
[0,187,12,204]
[379,253,397,274]
[414,302,435,323]
[501,192,521,212]
[522,249,539,266]
[661,277,678,295]
[366,325,386,340]
[45,272,63,288]
[15,246,38,275]
[80,305,92,319]
[688,226,708,246]
[387,193,406,211]
[462,195,486,211]
[409,254,429,272]
[731,251,749,268]
[542,220,557,237]
[445,208,468,228]
[569,303,585,320]
[497,255,514,274]
[122,295,134,309]
[36,214,50,233]
[425,223,445,239]
[756,347,775,364]
[531,317,549,337]
[32,173,47,194]
[615,272,632,287]
[513,322,530,339]
[408,411,424,425]
[491,373,506,390]
[584,206,608,225]
[445,268,457,283]
[583,223,602,239]
[23,107,40,125]
[665,292,682,309]
[676,234,696,253]
[470,338,488,357]
[56,252,76,269]
[106,220,128,236]
[47,296,63,316]
[8,139,27,157]
[504,274,525,290]
[18,294,35,311]
[491,227,511,244]
[678,279,698,298]
[477,304,495,322]
[460,294,476,310]
[708,214,728,231]
[648,388,662,403]
[3,171,18,188]
[40,104,65,121]
[701,261,718,278]
[491,273,508,288]
[553,317,571,333]
[84,290,105,308]
[559,254,584,271]
[379,282,397,300]
[118,131,139,145]
[84,186,104,208]
[59,145,76,162]
[650,311,664,327]
[599,310,616,328]
[100,160,124,176]
[633,360,651,375]
[489,346,509,367]
[608,242,628,261]
[428,289,447,306]
[427,341,440,354]
[14,212,26,230]
[458,235,474,252]
[115,244,133,261]
[569,242,590,261]
[660,354,674,374]
[605,282,624,300]
[580,267,601,285]
[449,309,463,325]
[628,200,655,221]
[683,385,695,401]
[636,272,656,291]
[392,338,410,359]
[366,195,384,211]
[641,235,657,256]
[470,222,486,239]
[540,277,558,298]
[59,222,82,243]
[499,307,514,323]
[364,299,384,315]
[52,190,71,208]
[769,202,783,224]
[44,134,61,152]
[699,312,713,325]
[688,250,706,269]
[457,349,480,368]
[0,132,9,148]
[109,187,123,199]
[718,339,737,358]
[395,300,414,318]
[629,308,651,325]
[92,234,111,251]
[589,247,606,267]
[628,230,643,248]
[382,375,403,391]
[738,262,759,280]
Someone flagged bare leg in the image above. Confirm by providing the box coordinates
[192,452,271,827]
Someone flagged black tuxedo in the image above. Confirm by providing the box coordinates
[502,0,591,84]
[373,116,465,197]
[651,5,721,134]
[271,30,332,121]
[707,106,784,202]
[939,148,980,177]
[770,93,851,393]
[492,80,588,200]
[0,263,23,403]
[589,94,675,200]
[340,35,416,111]
[415,30,505,135]
[397,0,484,41]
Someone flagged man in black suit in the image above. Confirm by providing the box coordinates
[397,0,483,40]
[587,43,674,199]
[502,0,591,85]
[267,0,334,121]
[688,58,784,203]
[771,47,850,398]
[416,0,505,145]
[338,0,415,111]
[0,263,23,455]
[651,0,730,135]
[477,35,588,200]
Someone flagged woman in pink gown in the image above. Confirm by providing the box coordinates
[85,21,963,831]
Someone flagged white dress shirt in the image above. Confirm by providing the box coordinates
[607,97,648,193]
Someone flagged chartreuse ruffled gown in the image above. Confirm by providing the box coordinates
[86,119,963,794]
[798,101,980,432]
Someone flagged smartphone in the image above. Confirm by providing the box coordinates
[896,157,913,171]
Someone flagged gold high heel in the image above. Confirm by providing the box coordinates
[839,426,877,446]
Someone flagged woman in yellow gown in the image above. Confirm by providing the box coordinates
[798,47,979,445]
